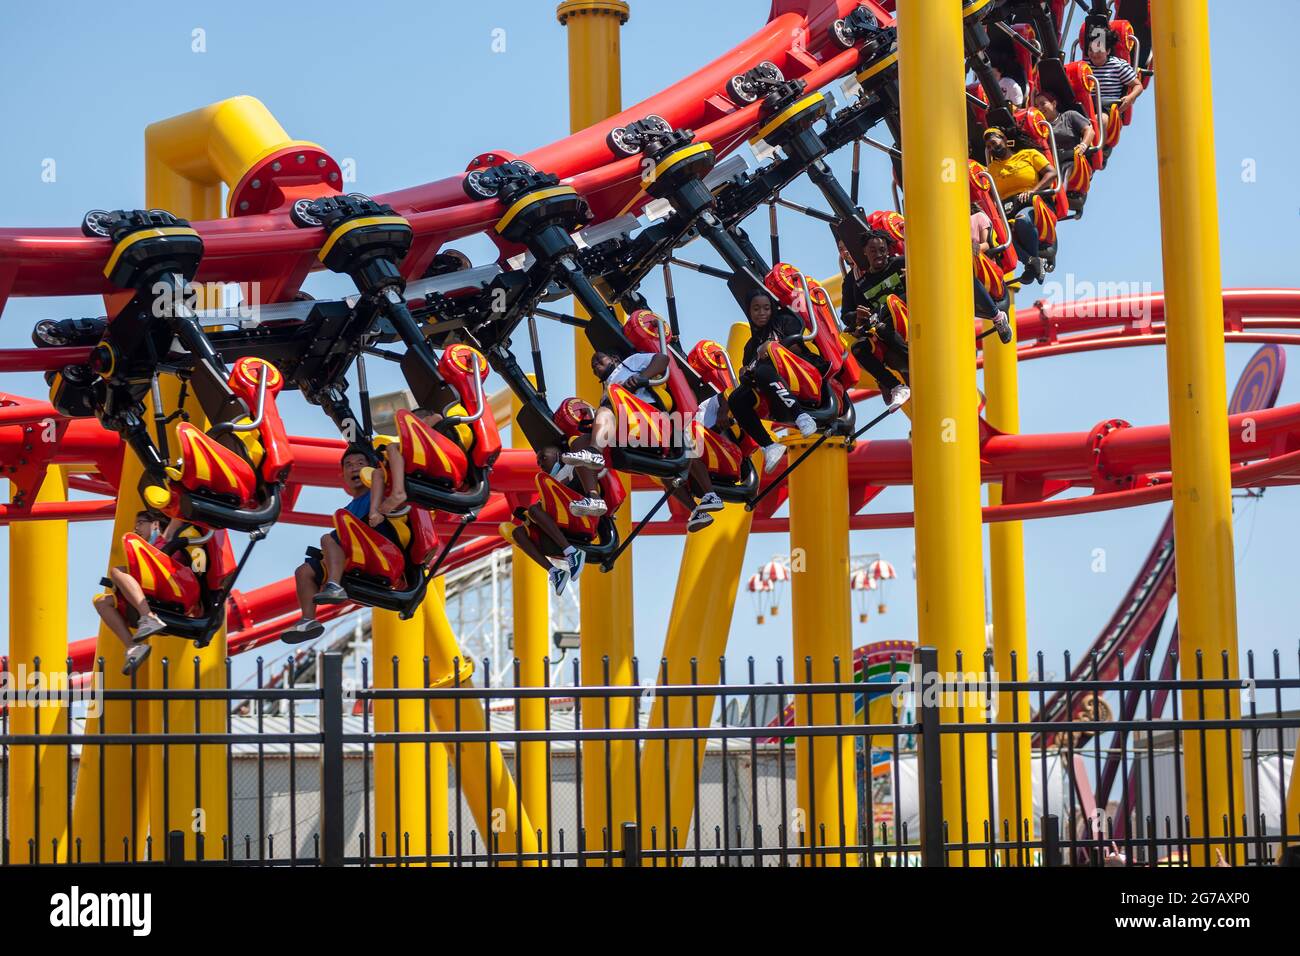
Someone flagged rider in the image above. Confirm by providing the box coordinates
[727,288,824,474]
[91,510,183,676]
[1032,88,1095,182]
[588,350,725,532]
[840,231,1009,404]
[512,445,595,594]
[370,405,443,519]
[983,126,1058,284]
[281,444,404,644]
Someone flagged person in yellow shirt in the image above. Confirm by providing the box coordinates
[983,126,1058,284]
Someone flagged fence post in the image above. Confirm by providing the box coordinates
[1042,814,1062,867]
[915,646,946,867]
[165,830,187,865]
[319,652,346,867]
[621,822,641,867]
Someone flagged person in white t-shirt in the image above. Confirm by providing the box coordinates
[589,349,725,532]
[990,62,1024,108]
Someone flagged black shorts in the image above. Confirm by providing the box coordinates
[305,519,403,584]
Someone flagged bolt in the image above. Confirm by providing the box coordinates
[317,158,326,168]
[297,154,306,164]
[329,172,338,182]
[239,201,250,211]
[272,161,282,172]
[251,179,261,189]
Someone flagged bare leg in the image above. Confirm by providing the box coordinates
[378,445,407,514]
[93,593,136,652]
[687,456,714,498]
[511,526,555,574]
[321,533,347,585]
[527,503,572,555]
[592,407,617,450]
[294,562,319,619]
[548,441,600,497]
[665,478,697,511]
[108,566,151,618]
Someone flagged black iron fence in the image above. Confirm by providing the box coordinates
[1,646,1297,866]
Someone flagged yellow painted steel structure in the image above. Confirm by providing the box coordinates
[1150,0,1244,865]
[984,299,1033,863]
[73,97,309,859]
[372,608,446,865]
[144,95,324,219]
[637,324,754,849]
[787,431,859,866]
[557,0,637,861]
[896,0,991,864]
[8,469,70,863]
[510,386,551,849]
[422,582,539,864]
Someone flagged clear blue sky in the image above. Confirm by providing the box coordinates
[2,1,1298,687]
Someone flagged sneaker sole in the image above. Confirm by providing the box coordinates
[697,500,725,513]
[313,591,348,606]
[121,647,152,677]
[281,623,325,645]
[133,621,167,642]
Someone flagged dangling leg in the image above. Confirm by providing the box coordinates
[108,566,166,640]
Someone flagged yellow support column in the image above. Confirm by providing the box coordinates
[423,582,538,864]
[787,432,858,866]
[72,97,313,860]
[1150,0,1244,865]
[139,118,228,863]
[638,325,754,856]
[984,301,1033,863]
[8,469,70,863]
[557,0,637,861]
[510,388,551,849]
[70,443,161,860]
[896,0,991,864]
[372,609,447,864]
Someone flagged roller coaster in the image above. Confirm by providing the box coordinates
[1,0,1294,868]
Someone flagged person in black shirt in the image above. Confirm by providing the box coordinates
[728,288,826,473]
[840,233,912,406]
[841,231,1010,405]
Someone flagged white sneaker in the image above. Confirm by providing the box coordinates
[121,643,152,677]
[762,443,788,474]
[686,510,715,533]
[794,413,816,437]
[561,448,606,469]
[569,496,607,517]
[695,492,724,513]
[566,548,586,580]
[549,566,570,596]
[887,386,911,410]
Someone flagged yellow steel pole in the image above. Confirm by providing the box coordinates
[896,0,991,865]
[72,98,310,859]
[143,96,324,218]
[1282,758,1300,862]
[510,386,551,849]
[1149,0,1243,866]
[557,0,637,861]
[8,468,70,863]
[372,608,447,865]
[638,326,754,853]
[422,581,539,864]
[984,299,1033,864]
[787,432,858,866]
